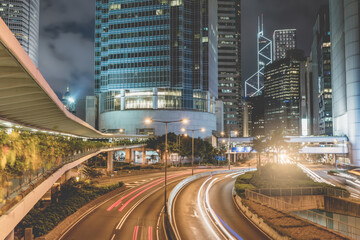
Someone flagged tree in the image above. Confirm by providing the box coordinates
[267,129,287,163]
[252,137,267,173]
[81,162,103,183]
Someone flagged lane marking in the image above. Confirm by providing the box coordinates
[119,174,181,211]
[109,173,186,211]
[156,206,164,240]
[107,178,165,211]
[110,234,116,240]
[116,178,185,231]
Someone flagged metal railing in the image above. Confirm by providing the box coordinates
[252,187,349,198]
[245,189,360,239]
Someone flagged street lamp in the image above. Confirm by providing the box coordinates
[177,134,188,167]
[221,131,238,170]
[181,127,206,175]
[119,128,124,134]
[145,118,188,213]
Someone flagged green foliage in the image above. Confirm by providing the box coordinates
[250,163,320,188]
[81,163,103,180]
[17,180,123,238]
[234,164,349,198]
[0,128,138,177]
[146,133,218,164]
[234,172,256,197]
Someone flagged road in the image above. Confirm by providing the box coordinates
[60,170,190,240]
[172,171,271,240]
[303,163,360,200]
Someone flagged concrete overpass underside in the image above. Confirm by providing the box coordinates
[0,18,114,139]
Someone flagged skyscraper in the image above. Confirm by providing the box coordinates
[264,50,306,136]
[273,29,296,61]
[0,0,40,66]
[330,0,360,165]
[95,0,218,137]
[217,0,242,135]
[312,5,332,136]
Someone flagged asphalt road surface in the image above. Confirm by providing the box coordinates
[60,170,190,240]
[172,171,271,240]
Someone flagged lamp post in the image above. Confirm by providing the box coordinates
[181,128,205,175]
[145,118,188,213]
[221,131,238,170]
[178,134,187,166]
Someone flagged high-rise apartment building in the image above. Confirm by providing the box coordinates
[95,0,218,137]
[217,0,242,135]
[312,5,332,136]
[0,0,40,66]
[264,50,306,136]
[330,0,360,165]
[273,29,296,61]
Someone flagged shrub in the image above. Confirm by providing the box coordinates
[16,180,123,238]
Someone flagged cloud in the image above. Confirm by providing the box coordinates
[38,0,95,100]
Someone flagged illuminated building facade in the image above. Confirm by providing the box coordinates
[312,5,332,136]
[95,0,217,136]
[217,0,242,135]
[0,0,40,66]
[273,29,296,61]
[264,50,306,136]
[330,0,360,165]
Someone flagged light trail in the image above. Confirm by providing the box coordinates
[132,226,139,240]
[205,178,235,240]
[148,226,153,240]
[197,177,222,240]
[119,174,183,211]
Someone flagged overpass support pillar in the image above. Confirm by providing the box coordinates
[142,148,147,165]
[65,170,72,181]
[107,151,114,173]
[131,149,135,164]
[125,149,132,163]
[4,229,14,240]
[24,228,33,240]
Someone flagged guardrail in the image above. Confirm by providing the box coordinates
[245,189,360,239]
[252,187,349,198]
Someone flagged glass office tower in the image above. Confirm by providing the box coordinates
[95,0,217,136]
[0,0,40,66]
[264,50,306,136]
[217,0,242,135]
[273,29,296,61]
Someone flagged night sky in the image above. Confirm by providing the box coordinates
[38,0,329,101]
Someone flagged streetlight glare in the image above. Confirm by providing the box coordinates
[119,128,124,133]
[181,128,186,132]
[184,134,188,137]
[201,128,205,132]
[234,131,238,136]
[182,118,189,124]
[145,118,152,124]
[221,131,225,136]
